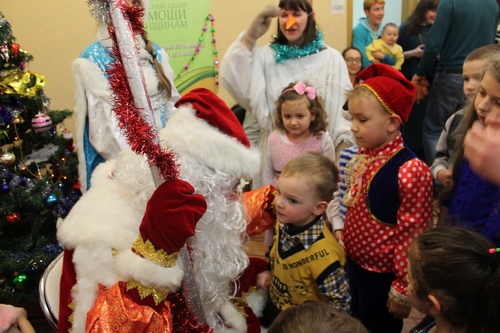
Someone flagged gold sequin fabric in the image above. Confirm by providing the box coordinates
[86,282,173,333]
[243,184,277,236]
[132,237,178,267]
[343,153,386,207]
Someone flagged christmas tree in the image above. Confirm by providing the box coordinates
[0,13,81,304]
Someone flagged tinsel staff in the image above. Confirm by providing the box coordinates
[86,0,207,325]
[87,0,178,186]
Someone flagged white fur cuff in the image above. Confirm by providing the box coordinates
[218,301,247,333]
[116,249,184,291]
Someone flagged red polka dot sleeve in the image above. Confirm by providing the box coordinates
[392,158,433,297]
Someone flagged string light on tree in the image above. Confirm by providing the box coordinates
[0,12,81,303]
[5,212,20,224]
[12,274,28,289]
[176,14,220,88]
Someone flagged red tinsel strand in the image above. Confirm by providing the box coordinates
[167,292,213,333]
[105,1,179,182]
[121,1,145,34]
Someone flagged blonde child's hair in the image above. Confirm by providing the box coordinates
[267,300,368,333]
[346,84,377,102]
[485,55,500,83]
[445,45,500,154]
[345,85,388,117]
[465,44,500,63]
[281,152,338,202]
[363,0,385,11]
[274,82,328,136]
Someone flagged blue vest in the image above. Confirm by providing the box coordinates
[367,147,418,226]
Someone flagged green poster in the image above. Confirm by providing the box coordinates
[146,0,217,94]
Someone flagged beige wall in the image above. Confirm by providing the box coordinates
[2,0,348,133]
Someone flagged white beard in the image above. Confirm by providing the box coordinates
[177,153,249,330]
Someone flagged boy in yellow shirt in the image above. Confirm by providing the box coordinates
[256,152,350,327]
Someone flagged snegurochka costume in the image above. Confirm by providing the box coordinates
[73,25,180,191]
[445,159,500,247]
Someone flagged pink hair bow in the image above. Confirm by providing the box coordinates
[293,81,316,99]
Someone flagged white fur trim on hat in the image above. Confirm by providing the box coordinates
[160,104,260,179]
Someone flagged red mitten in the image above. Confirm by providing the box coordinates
[136,179,207,254]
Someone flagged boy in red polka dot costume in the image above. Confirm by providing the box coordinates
[341,64,433,333]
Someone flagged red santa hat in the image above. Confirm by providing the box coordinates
[355,64,416,123]
[116,179,207,291]
[160,88,260,179]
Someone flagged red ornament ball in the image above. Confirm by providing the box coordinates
[10,43,20,58]
[31,113,52,133]
[6,212,20,223]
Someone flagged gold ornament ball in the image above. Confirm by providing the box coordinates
[0,152,16,166]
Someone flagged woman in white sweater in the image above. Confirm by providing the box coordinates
[220,0,353,187]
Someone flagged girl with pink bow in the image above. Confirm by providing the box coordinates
[264,81,334,186]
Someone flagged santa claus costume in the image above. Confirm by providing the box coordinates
[57,88,262,333]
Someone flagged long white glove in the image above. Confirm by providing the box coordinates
[243,4,280,47]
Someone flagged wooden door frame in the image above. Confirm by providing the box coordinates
[347,0,353,46]
[402,0,419,23]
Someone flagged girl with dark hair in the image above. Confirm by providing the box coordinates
[398,0,439,160]
[407,226,500,333]
[221,0,353,188]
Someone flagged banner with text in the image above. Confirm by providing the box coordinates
[146,0,215,94]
